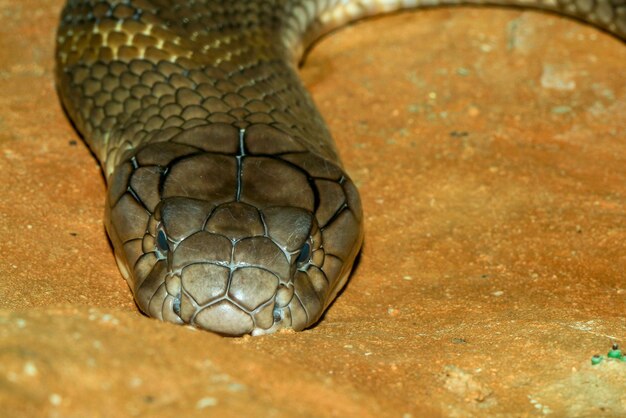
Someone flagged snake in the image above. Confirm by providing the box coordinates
[55,0,625,336]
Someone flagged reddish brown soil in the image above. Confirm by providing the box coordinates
[1,1,625,417]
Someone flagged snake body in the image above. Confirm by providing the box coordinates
[56,0,625,336]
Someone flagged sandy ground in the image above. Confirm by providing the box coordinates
[1,1,625,417]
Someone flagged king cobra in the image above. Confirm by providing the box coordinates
[55,0,625,336]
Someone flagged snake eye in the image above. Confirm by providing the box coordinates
[156,229,169,256]
[296,241,311,266]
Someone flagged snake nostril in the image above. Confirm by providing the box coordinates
[273,307,282,322]
[172,297,181,316]
[296,241,311,266]
[156,228,169,258]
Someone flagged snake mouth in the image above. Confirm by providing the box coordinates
[150,269,298,336]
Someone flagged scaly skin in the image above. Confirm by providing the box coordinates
[55,0,625,336]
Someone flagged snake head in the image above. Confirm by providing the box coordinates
[104,124,362,336]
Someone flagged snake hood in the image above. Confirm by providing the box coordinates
[104,123,363,336]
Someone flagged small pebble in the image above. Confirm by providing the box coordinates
[227,383,245,393]
[23,362,38,377]
[49,394,62,406]
[196,397,218,409]
[129,376,143,388]
[387,308,400,317]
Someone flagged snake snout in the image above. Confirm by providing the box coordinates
[179,262,283,336]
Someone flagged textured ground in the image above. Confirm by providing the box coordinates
[1,1,625,417]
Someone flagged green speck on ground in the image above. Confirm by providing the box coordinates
[551,105,572,114]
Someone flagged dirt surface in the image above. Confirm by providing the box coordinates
[1,1,625,417]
